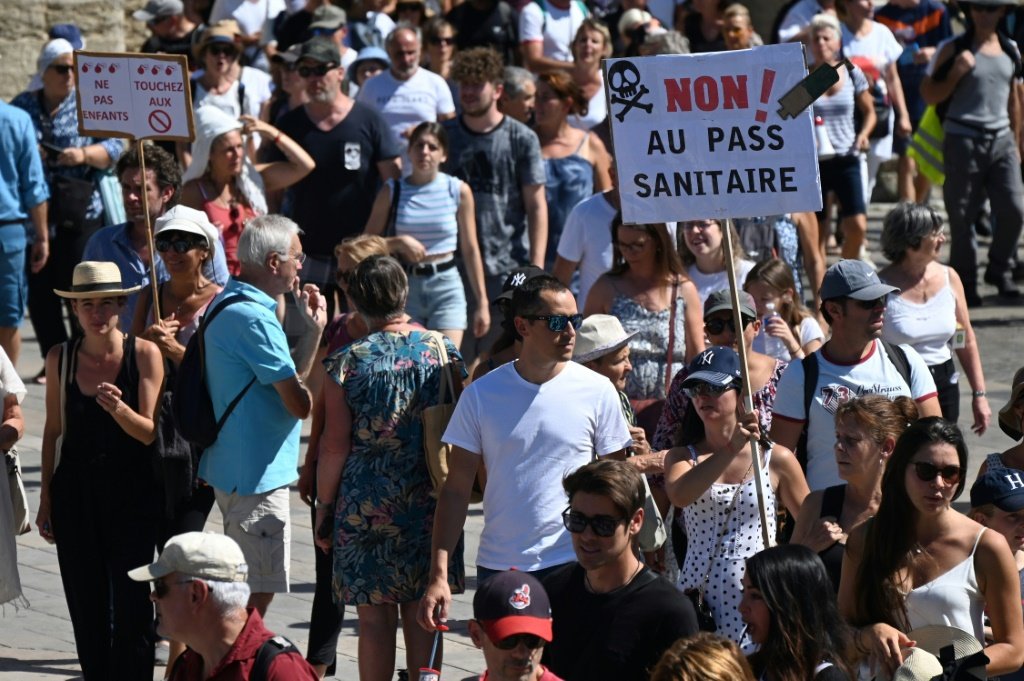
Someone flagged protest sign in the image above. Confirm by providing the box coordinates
[605,43,820,224]
[75,51,194,141]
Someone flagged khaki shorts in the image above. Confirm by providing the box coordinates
[215,486,291,593]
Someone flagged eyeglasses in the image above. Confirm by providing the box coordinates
[912,461,962,484]
[298,63,337,78]
[562,508,625,537]
[50,64,74,75]
[278,251,307,265]
[615,238,648,254]
[156,237,205,254]
[207,44,239,58]
[494,633,546,650]
[335,269,353,287]
[704,317,753,335]
[522,313,582,332]
[429,36,456,46]
[152,577,195,599]
[850,296,887,310]
[682,382,735,399]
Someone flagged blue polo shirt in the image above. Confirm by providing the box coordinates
[83,221,230,327]
[0,101,49,222]
[198,278,300,495]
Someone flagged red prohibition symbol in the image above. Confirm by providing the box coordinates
[148,109,172,133]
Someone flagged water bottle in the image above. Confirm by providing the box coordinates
[762,302,787,359]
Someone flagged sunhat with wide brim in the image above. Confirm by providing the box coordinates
[892,625,989,681]
[54,261,142,299]
[999,366,1024,440]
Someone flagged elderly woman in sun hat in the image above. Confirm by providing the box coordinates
[36,261,164,680]
[180,105,314,274]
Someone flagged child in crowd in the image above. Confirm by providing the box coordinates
[744,258,824,362]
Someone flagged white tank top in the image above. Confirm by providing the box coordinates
[882,268,957,366]
[903,528,987,643]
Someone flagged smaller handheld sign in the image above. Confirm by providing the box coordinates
[777,59,855,119]
[75,51,194,141]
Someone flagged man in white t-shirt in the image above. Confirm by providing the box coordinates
[771,259,942,490]
[417,274,631,632]
[519,0,589,73]
[357,25,455,169]
[553,189,617,308]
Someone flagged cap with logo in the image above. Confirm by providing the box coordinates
[492,265,547,304]
[127,532,249,582]
[820,259,900,302]
[133,0,184,22]
[681,346,742,389]
[970,468,1024,512]
[703,289,756,320]
[473,570,553,643]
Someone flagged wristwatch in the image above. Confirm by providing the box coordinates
[973,390,986,398]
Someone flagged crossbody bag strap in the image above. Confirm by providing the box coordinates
[384,179,401,238]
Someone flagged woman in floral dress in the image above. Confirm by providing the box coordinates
[314,255,464,681]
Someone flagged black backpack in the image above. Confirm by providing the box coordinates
[172,294,257,450]
[169,635,300,680]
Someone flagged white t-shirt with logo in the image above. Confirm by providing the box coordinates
[519,0,588,63]
[773,339,938,490]
[443,361,632,571]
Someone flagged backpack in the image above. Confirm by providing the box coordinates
[172,294,257,450]
[794,340,913,472]
[168,635,300,680]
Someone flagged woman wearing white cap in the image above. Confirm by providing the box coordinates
[36,261,164,680]
[181,105,314,274]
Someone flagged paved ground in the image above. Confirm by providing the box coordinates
[3,199,1024,680]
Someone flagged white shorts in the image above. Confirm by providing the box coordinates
[215,486,291,593]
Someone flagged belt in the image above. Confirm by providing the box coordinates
[0,218,27,227]
[406,258,456,276]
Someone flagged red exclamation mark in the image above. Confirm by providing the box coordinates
[754,69,776,123]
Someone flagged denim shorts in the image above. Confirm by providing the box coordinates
[406,265,468,330]
[0,226,27,328]
[817,154,866,219]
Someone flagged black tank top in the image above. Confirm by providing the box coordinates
[818,484,847,593]
[60,336,150,467]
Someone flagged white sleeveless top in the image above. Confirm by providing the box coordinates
[882,268,957,366]
[903,528,986,643]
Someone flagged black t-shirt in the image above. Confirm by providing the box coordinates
[275,10,314,51]
[541,563,699,681]
[446,0,519,67]
[141,29,199,70]
[270,102,400,257]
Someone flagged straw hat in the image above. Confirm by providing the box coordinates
[999,366,1024,440]
[573,315,637,364]
[54,262,142,299]
[193,19,241,61]
[891,625,989,681]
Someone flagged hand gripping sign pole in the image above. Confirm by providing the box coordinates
[74,51,195,320]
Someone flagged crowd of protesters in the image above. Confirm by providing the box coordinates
[5,0,1024,679]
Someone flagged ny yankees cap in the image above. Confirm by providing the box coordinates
[970,469,1024,512]
[681,346,742,389]
[473,570,553,643]
[492,265,547,304]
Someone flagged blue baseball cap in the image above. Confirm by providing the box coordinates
[970,469,1024,512]
[681,346,742,388]
[820,259,899,302]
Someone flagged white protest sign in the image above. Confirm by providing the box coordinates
[605,43,821,224]
[75,51,194,141]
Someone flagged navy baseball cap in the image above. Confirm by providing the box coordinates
[681,346,742,388]
[473,570,553,643]
[492,265,547,304]
[970,469,1024,512]
[820,259,899,301]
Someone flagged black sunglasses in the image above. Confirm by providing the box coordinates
[913,461,962,484]
[682,382,734,399]
[522,313,582,332]
[494,633,546,650]
[207,43,239,58]
[429,36,456,46]
[156,237,205,254]
[562,508,625,537]
[850,296,888,310]
[298,62,337,78]
[704,317,753,335]
[152,576,194,599]
[50,64,74,75]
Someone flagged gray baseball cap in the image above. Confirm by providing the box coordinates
[820,259,899,301]
[309,4,347,31]
[704,289,757,319]
[133,0,184,22]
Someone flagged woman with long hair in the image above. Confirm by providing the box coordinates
[664,346,808,647]
[741,545,854,680]
[569,19,612,131]
[791,395,918,591]
[363,121,489,348]
[35,261,164,680]
[879,202,989,432]
[678,218,755,306]
[533,71,612,268]
[744,259,824,362]
[839,418,1024,678]
[585,222,703,400]
[650,632,755,681]
[181,105,314,275]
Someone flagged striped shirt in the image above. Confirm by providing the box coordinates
[391,173,461,255]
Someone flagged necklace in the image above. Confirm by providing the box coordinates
[583,560,643,594]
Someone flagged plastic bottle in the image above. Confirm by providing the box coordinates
[762,302,787,359]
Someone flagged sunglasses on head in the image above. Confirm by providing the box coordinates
[207,43,239,58]
[156,237,205,254]
[912,461,962,484]
[494,633,546,650]
[429,36,456,46]
[50,64,74,75]
[562,508,625,537]
[298,62,337,78]
[522,313,582,332]
[704,317,752,335]
[152,576,194,599]
[682,382,734,399]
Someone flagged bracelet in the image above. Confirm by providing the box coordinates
[973,390,986,398]
[314,498,334,509]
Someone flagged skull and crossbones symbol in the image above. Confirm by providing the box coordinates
[608,61,653,122]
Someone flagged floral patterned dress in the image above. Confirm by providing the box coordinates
[325,330,466,605]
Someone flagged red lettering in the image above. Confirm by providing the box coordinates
[721,75,748,109]
[694,76,718,111]
[664,78,691,113]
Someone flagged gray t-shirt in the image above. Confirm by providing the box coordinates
[812,65,869,156]
[442,115,546,276]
